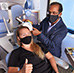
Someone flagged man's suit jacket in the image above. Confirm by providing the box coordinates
[33,17,68,57]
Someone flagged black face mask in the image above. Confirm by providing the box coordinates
[48,15,59,23]
[20,36,31,44]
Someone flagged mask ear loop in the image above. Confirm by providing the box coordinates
[19,37,23,46]
[58,12,61,18]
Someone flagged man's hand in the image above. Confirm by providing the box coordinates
[22,59,33,73]
[32,27,41,36]
[23,19,33,24]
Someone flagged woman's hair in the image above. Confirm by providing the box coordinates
[16,26,45,59]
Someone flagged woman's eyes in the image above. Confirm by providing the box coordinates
[21,33,31,36]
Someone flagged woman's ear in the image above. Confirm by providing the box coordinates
[17,36,20,41]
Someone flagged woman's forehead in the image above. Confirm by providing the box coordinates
[19,28,30,33]
[21,28,29,31]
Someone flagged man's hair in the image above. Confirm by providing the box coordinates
[50,2,63,13]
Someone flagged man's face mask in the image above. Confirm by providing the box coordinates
[48,15,59,23]
[20,36,31,44]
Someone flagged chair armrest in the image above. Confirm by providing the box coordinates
[54,56,69,69]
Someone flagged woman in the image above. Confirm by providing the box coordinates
[8,26,59,73]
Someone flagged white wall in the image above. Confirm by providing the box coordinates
[33,0,48,21]
[40,0,48,21]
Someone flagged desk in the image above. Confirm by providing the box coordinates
[65,48,74,68]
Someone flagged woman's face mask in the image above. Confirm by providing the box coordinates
[20,36,32,44]
[48,15,59,23]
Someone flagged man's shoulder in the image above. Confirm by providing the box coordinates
[57,17,67,28]
[59,17,65,25]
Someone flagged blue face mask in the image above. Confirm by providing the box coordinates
[20,36,31,44]
[48,15,59,23]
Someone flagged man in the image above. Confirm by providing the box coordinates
[32,2,68,58]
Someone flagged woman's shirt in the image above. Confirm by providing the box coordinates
[8,43,52,73]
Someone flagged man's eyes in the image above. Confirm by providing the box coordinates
[49,12,58,14]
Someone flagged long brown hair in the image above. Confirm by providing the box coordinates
[16,26,45,59]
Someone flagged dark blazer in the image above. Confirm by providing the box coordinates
[33,17,68,58]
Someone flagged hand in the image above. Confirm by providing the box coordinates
[23,19,33,24]
[56,71,59,73]
[22,59,33,73]
[32,27,41,36]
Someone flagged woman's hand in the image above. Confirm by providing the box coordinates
[56,72,59,73]
[22,59,33,73]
